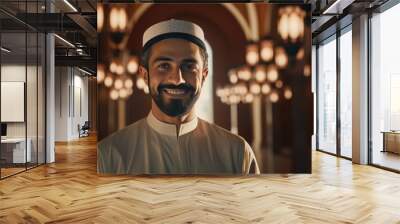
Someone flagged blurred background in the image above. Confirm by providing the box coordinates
[97,3,312,173]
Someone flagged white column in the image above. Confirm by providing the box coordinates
[46,33,55,163]
[352,14,369,164]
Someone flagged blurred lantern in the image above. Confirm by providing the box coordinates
[115,64,124,75]
[267,65,279,82]
[255,65,267,82]
[244,93,254,103]
[304,64,311,77]
[269,91,279,103]
[284,87,293,100]
[143,85,150,94]
[104,75,113,87]
[127,88,133,96]
[97,4,104,32]
[296,47,304,60]
[110,89,119,100]
[124,78,133,89]
[109,60,118,73]
[237,66,251,81]
[250,82,261,95]
[278,6,305,43]
[246,43,259,66]
[261,83,271,94]
[127,55,139,74]
[136,76,146,89]
[216,87,225,97]
[97,64,105,83]
[260,38,274,62]
[275,47,288,68]
[114,78,123,89]
[109,7,127,44]
[109,7,127,32]
[275,80,283,89]
[119,88,128,98]
[228,95,241,104]
[228,69,238,84]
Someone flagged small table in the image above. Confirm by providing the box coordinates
[1,138,32,164]
[381,131,400,154]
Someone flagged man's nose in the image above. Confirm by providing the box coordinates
[167,67,185,85]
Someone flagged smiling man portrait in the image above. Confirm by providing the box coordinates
[97,19,259,175]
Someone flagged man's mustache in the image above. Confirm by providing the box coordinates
[158,83,195,93]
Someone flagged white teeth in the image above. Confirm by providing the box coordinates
[165,89,185,95]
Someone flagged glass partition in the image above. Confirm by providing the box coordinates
[371,3,400,171]
[0,1,46,179]
[317,35,337,154]
[339,27,352,158]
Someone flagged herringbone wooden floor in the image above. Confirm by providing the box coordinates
[1,135,400,224]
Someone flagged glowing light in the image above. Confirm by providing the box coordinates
[119,88,128,98]
[97,64,105,83]
[275,47,288,68]
[143,85,149,94]
[284,87,293,100]
[109,61,117,73]
[246,43,259,66]
[261,83,271,95]
[255,65,267,82]
[109,7,127,32]
[260,39,274,62]
[276,80,283,89]
[114,78,123,89]
[296,48,305,60]
[110,89,119,100]
[136,77,146,89]
[127,56,139,74]
[270,91,279,103]
[115,64,124,75]
[237,66,251,81]
[250,82,261,95]
[244,93,254,103]
[304,64,311,77]
[278,6,305,43]
[97,4,104,32]
[228,70,238,84]
[267,65,279,82]
[124,78,133,88]
[104,75,113,87]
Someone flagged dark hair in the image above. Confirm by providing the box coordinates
[140,43,208,70]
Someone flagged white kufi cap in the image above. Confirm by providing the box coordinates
[142,19,206,51]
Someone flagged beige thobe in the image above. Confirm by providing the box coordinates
[97,112,260,175]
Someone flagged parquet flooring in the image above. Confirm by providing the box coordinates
[0,135,400,223]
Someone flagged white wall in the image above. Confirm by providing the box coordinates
[54,67,89,141]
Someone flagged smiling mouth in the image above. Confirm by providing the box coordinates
[163,88,188,96]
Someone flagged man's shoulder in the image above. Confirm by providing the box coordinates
[198,118,246,144]
[98,118,147,150]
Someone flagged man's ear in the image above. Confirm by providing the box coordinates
[202,67,209,83]
[139,65,149,84]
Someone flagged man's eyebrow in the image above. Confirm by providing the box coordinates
[182,58,199,63]
[152,57,199,64]
[152,56,174,63]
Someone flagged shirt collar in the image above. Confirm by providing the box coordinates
[146,111,198,137]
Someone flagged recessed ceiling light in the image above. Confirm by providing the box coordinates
[1,47,11,53]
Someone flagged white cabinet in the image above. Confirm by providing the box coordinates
[1,138,32,163]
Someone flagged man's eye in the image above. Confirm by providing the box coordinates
[182,63,198,72]
[157,63,170,71]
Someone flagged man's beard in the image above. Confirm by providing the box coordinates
[150,83,200,117]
